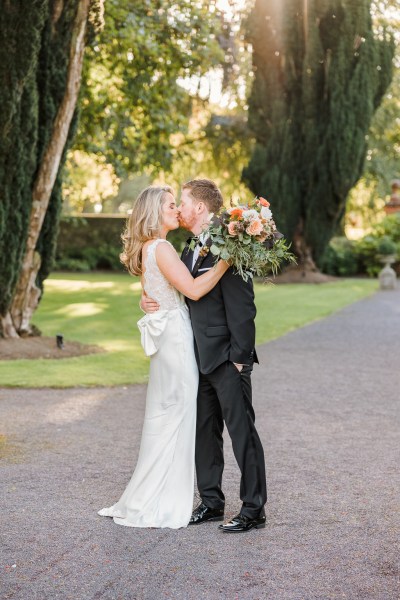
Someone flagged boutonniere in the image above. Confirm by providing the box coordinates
[199,245,210,258]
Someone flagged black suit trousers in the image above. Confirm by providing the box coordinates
[195,361,267,519]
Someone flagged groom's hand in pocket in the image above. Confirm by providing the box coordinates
[140,292,160,313]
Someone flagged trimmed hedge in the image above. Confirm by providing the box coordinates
[55,216,190,271]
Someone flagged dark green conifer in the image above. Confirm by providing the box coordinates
[0,1,47,321]
[244,0,394,267]
[0,1,102,336]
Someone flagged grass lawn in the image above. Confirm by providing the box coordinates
[0,273,377,388]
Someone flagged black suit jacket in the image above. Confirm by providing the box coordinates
[181,238,258,374]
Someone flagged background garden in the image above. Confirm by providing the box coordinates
[0,0,399,386]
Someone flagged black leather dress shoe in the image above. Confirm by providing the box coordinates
[189,503,224,525]
[218,512,266,533]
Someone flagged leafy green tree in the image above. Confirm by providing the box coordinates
[154,101,253,200]
[243,0,395,269]
[74,0,223,178]
[157,1,255,202]
[65,2,256,214]
[345,3,400,233]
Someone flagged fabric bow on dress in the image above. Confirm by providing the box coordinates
[137,312,169,356]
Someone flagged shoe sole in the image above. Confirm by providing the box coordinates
[189,516,224,525]
[221,522,266,533]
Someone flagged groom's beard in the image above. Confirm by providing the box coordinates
[178,214,195,232]
[178,217,189,230]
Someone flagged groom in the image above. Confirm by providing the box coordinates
[142,179,267,533]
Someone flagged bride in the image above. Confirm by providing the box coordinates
[98,185,228,529]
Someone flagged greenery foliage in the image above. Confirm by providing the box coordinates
[322,213,400,277]
[346,61,400,232]
[155,104,254,204]
[356,235,398,276]
[243,0,395,266]
[370,212,400,242]
[66,2,257,211]
[75,0,223,177]
[361,1,400,197]
[321,238,360,277]
[56,217,124,267]
[55,216,189,272]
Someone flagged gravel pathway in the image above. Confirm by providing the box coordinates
[1,288,399,599]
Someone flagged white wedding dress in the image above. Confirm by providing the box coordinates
[98,239,198,528]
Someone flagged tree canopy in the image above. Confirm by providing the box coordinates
[75,0,223,177]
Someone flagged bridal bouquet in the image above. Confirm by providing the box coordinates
[206,197,296,282]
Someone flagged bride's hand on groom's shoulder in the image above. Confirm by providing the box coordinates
[140,292,160,314]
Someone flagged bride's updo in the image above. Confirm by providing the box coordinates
[120,185,173,276]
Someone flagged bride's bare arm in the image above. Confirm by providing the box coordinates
[156,243,228,301]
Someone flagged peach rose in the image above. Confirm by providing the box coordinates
[258,197,270,207]
[228,221,238,236]
[246,219,264,236]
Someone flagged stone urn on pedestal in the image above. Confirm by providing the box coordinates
[377,237,397,290]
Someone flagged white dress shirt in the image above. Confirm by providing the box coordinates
[191,232,209,270]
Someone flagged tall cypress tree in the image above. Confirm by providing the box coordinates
[0,0,103,337]
[243,0,394,268]
[0,1,47,334]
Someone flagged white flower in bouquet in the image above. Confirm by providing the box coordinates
[260,206,272,220]
[242,209,259,220]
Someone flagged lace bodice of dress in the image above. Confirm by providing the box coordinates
[143,239,184,310]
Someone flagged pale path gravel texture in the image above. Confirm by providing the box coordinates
[1,287,399,600]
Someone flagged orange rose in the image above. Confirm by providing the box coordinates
[258,197,270,207]
[246,219,264,236]
[228,221,238,236]
[229,208,244,219]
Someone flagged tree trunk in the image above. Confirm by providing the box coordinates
[0,313,19,339]
[292,218,318,272]
[3,0,90,337]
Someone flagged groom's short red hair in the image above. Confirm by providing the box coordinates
[182,179,223,214]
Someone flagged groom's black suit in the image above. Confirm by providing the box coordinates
[181,238,267,519]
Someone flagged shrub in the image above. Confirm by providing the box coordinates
[56,216,189,272]
[81,245,123,271]
[376,236,397,256]
[55,257,91,272]
[322,214,400,278]
[355,235,399,277]
[321,237,359,276]
[370,213,400,242]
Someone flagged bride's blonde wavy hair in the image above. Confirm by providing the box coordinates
[120,185,173,276]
